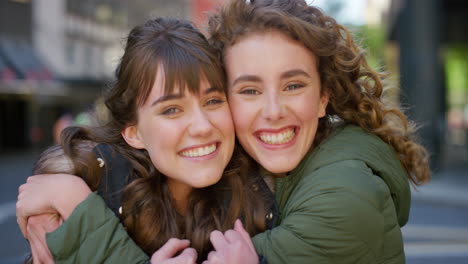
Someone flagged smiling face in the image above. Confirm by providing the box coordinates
[122,67,235,202]
[225,31,328,174]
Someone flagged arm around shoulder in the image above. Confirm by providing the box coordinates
[46,192,150,264]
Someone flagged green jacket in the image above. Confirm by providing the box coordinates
[47,125,410,263]
[251,125,410,263]
[46,193,149,263]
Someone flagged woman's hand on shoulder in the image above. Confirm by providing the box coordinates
[202,219,259,264]
[27,213,63,263]
[151,238,197,264]
[16,174,91,238]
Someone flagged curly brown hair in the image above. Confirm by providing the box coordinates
[207,0,430,185]
[52,17,267,261]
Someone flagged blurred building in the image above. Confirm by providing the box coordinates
[381,0,468,169]
[0,0,219,150]
[365,0,391,26]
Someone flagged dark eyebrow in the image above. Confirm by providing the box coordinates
[231,69,311,87]
[231,75,261,86]
[151,93,183,107]
[204,86,224,95]
[151,87,223,107]
[280,69,312,79]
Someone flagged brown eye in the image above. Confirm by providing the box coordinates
[162,107,180,115]
[240,89,259,95]
[285,83,304,91]
[206,98,224,106]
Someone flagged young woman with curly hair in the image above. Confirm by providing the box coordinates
[16,17,272,263]
[203,0,430,263]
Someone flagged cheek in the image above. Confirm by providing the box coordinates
[145,130,175,176]
[293,92,324,121]
[228,97,252,133]
[138,118,174,156]
[216,108,235,139]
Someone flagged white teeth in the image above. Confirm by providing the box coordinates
[180,144,217,157]
[259,128,295,144]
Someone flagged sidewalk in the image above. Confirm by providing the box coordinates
[411,155,468,207]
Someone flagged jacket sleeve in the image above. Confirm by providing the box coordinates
[252,160,397,264]
[46,192,150,264]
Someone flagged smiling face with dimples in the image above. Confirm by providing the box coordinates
[225,30,328,175]
[122,66,235,203]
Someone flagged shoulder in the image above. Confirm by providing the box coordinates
[309,125,397,168]
[292,159,390,211]
[282,160,391,246]
[290,124,405,203]
[93,144,132,217]
[280,124,410,224]
[276,160,392,258]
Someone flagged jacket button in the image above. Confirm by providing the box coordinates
[252,184,259,191]
[266,212,273,221]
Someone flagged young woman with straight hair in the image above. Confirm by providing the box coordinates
[17,17,274,263]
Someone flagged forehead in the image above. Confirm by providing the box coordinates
[225,30,318,76]
[148,67,214,98]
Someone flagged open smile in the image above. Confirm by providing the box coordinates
[255,126,297,145]
[179,142,219,158]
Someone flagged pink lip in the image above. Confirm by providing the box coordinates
[255,126,296,134]
[178,141,220,161]
[254,126,299,150]
[178,141,218,153]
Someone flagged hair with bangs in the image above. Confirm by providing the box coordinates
[130,31,226,108]
[55,17,267,262]
[208,0,430,185]
[113,17,226,114]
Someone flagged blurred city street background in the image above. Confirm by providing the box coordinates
[1,0,467,263]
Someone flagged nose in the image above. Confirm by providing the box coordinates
[262,91,285,121]
[188,108,214,137]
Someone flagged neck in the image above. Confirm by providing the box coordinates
[167,179,192,215]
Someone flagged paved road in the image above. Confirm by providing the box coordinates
[0,150,38,263]
[403,201,468,263]
[1,149,467,263]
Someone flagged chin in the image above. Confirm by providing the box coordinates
[264,167,291,175]
[192,176,223,189]
[261,160,299,175]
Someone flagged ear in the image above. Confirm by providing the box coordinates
[121,125,145,149]
[318,92,329,118]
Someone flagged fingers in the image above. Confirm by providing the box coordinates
[16,174,89,224]
[17,177,41,238]
[206,224,258,264]
[234,219,256,252]
[209,230,229,252]
[170,247,197,264]
[30,239,40,264]
[151,238,190,263]
[26,176,36,183]
[202,251,220,264]
[28,213,62,233]
[18,183,25,194]
[224,229,243,244]
[233,219,248,238]
[27,218,54,264]
[45,213,63,233]
[16,202,28,238]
